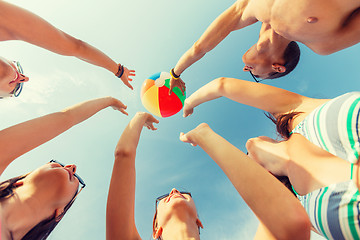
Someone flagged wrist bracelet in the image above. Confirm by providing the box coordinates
[170,68,180,79]
[116,64,124,78]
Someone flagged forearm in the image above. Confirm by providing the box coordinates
[107,155,139,240]
[0,97,116,173]
[186,78,223,108]
[173,44,207,76]
[173,2,246,76]
[194,126,310,239]
[114,113,147,155]
[62,96,116,125]
[210,77,304,114]
[106,113,148,240]
[72,37,119,74]
[0,1,118,74]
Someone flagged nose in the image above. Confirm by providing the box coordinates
[17,73,29,83]
[65,164,77,175]
[169,188,180,195]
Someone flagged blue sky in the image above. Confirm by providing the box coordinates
[0,0,359,239]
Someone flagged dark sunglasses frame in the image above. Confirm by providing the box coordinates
[249,70,265,83]
[12,61,25,97]
[50,159,86,188]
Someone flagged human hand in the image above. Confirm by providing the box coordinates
[169,77,186,95]
[135,112,159,130]
[109,97,128,115]
[180,123,210,146]
[183,99,194,117]
[117,64,135,90]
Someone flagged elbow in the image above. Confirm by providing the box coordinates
[281,210,311,240]
[192,41,207,58]
[59,34,87,56]
[58,110,77,128]
[114,146,136,161]
[214,77,227,96]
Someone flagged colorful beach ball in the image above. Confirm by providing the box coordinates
[140,72,186,118]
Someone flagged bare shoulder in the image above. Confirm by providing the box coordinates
[292,96,330,116]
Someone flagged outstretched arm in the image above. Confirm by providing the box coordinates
[253,222,278,240]
[0,1,135,89]
[180,123,311,240]
[0,97,127,175]
[168,0,258,94]
[106,112,158,240]
[183,77,321,117]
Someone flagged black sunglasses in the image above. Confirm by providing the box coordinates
[155,191,192,210]
[249,71,265,83]
[50,159,86,189]
[12,61,25,97]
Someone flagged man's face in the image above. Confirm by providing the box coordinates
[242,44,278,79]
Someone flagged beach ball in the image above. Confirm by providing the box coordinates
[141,72,186,118]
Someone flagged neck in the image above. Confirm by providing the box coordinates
[161,217,199,240]
[1,184,54,239]
[258,23,292,61]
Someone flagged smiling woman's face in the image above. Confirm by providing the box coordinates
[155,188,198,228]
[24,162,80,208]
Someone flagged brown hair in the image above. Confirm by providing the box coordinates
[266,41,300,79]
[265,111,303,196]
[265,111,302,139]
[152,209,161,240]
[0,174,77,240]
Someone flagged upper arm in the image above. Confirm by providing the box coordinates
[0,1,79,54]
[218,78,310,114]
[106,152,141,240]
[0,112,73,175]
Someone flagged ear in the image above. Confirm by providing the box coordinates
[152,226,163,239]
[54,208,64,222]
[196,218,204,229]
[272,64,286,73]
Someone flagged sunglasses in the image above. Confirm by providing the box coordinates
[11,61,25,97]
[155,191,192,210]
[249,70,265,83]
[49,159,86,196]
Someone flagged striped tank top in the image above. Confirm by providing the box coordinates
[291,92,360,240]
[292,92,360,164]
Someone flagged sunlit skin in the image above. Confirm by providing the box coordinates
[0,1,136,95]
[154,188,203,240]
[0,57,29,97]
[179,123,311,239]
[156,189,198,226]
[169,0,360,92]
[24,162,80,206]
[242,42,287,78]
[0,97,128,240]
[1,163,79,240]
[246,134,353,196]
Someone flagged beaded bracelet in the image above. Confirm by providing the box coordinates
[170,68,180,79]
[116,64,124,78]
